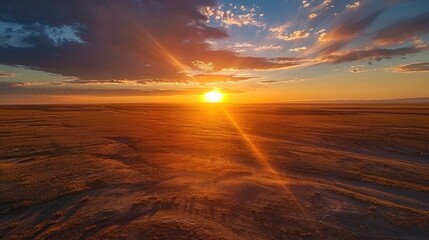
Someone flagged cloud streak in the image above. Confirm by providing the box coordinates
[0,81,243,96]
[390,62,429,73]
[374,11,429,46]
[324,46,427,63]
[0,71,16,78]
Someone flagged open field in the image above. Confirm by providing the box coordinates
[0,104,428,239]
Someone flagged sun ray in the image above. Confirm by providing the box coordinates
[221,106,325,238]
[117,9,198,82]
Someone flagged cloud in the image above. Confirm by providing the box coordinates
[259,80,278,84]
[325,46,427,63]
[254,45,282,51]
[191,74,255,83]
[233,42,254,48]
[65,74,255,84]
[390,62,429,73]
[322,0,332,5]
[270,57,307,64]
[0,0,223,82]
[0,81,242,96]
[374,11,429,46]
[348,65,367,73]
[63,79,140,85]
[289,47,307,52]
[190,53,302,72]
[315,29,327,41]
[311,9,384,54]
[328,11,381,40]
[229,42,256,53]
[309,0,333,13]
[0,0,286,83]
[304,6,429,66]
[276,30,310,41]
[1,0,426,91]
[259,78,304,84]
[201,4,265,28]
[309,13,318,19]
[192,60,216,72]
[0,81,32,87]
[269,23,290,34]
[0,71,16,78]
[346,2,360,9]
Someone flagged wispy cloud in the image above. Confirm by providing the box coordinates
[254,45,282,51]
[289,47,307,52]
[0,82,243,96]
[374,11,429,46]
[259,78,305,84]
[0,72,16,78]
[324,46,427,63]
[276,30,310,41]
[311,10,384,54]
[390,62,429,73]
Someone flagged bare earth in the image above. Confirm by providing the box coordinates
[0,104,428,239]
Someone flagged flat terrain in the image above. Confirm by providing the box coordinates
[0,104,428,239]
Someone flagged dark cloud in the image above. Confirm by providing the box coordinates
[0,71,16,77]
[390,62,429,73]
[188,52,299,72]
[63,79,140,85]
[375,11,429,45]
[259,80,278,84]
[0,81,29,87]
[64,74,255,84]
[325,46,427,63]
[0,81,242,96]
[0,0,290,82]
[259,78,303,84]
[191,74,255,83]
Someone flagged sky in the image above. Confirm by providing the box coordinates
[0,0,428,104]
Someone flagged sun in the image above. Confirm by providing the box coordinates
[203,89,224,103]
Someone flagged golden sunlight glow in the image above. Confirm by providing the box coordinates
[203,89,223,103]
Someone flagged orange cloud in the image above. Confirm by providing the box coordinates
[276,30,310,41]
[390,62,429,73]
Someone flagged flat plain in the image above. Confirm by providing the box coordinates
[0,104,428,239]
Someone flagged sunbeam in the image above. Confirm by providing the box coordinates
[221,106,325,238]
[221,107,278,176]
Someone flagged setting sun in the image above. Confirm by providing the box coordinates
[203,89,224,103]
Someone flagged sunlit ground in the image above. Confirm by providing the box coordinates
[0,104,428,239]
